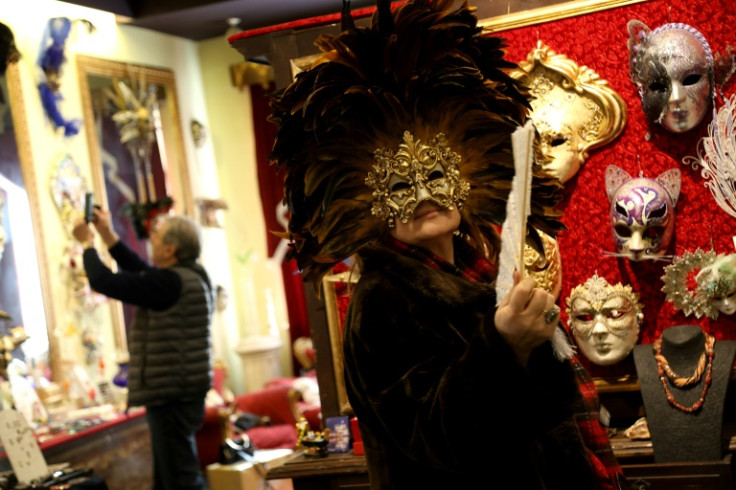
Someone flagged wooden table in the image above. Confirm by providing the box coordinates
[268,443,736,490]
[266,451,369,490]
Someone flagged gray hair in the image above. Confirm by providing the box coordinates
[161,215,202,262]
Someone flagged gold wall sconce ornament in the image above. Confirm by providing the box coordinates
[195,197,228,228]
[509,41,627,183]
[230,61,274,91]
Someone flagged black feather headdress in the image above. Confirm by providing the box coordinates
[270,0,564,283]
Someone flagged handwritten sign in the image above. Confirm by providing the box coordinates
[0,410,48,483]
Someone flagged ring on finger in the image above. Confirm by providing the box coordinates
[543,305,560,325]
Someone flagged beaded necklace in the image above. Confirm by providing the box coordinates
[653,333,715,414]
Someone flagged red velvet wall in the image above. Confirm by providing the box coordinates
[498,0,736,378]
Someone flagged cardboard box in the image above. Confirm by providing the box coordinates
[206,449,295,490]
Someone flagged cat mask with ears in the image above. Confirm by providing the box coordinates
[605,165,681,261]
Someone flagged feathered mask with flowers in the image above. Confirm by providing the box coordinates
[662,249,736,319]
[269,0,564,282]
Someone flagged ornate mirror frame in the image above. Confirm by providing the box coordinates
[76,55,193,356]
[478,0,650,32]
[3,62,59,379]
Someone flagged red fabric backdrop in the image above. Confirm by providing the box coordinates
[499,0,736,378]
[250,84,311,375]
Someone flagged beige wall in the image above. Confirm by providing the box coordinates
[197,37,294,388]
[1,0,292,395]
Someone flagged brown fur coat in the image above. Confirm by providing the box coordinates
[343,243,601,489]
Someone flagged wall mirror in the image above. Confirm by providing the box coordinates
[77,55,193,356]
[0,41,58,379]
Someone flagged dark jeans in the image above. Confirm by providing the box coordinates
[146,399,208,490]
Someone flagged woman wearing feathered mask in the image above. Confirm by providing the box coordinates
[268,1,627,488]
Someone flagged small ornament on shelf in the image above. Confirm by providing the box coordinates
[296,417,330,458]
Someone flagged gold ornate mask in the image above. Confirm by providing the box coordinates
[366,131,470,227]
[524,230,562,299]
[566,274,643,366]
[510,42,626,183]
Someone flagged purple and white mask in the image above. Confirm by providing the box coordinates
[605,165,681,261]
[627,21,714,133]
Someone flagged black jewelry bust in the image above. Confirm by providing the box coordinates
[633,325,736,462]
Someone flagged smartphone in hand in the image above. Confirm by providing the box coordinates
[84,192,94,223]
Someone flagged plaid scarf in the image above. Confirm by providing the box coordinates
[384,235,497,283]
[385,236,627,489]
[572,357,629,489]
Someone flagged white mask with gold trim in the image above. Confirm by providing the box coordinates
[566,274,644,366]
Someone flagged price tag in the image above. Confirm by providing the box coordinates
[0,410,48,483]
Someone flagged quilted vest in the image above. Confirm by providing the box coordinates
[127,265,213,407]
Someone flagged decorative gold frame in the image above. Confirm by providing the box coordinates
[322,270,359,416]
[77,56,194,354]
[478,0,650,32]
[5,62,59,379]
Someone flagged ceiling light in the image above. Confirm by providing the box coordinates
[225,17,243,38]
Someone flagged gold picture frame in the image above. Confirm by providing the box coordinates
[77,55,193,355]
[477,0,650,33]
[322,270,359,416]
[2,62,59,379]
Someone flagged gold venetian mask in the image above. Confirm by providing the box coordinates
[366,131,470,227]
[524,230,562,299]
[510,41,626,183]
[566,274,643,366]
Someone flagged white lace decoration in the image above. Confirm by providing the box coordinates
[683,94,736,219]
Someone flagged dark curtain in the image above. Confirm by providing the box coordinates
[249,83,310,375]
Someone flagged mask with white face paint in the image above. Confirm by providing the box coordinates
[697,253,736,316]
[566,274,644,365]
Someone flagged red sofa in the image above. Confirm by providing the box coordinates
[195,379,321,469]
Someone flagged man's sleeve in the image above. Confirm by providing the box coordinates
[83,248,181,310]
[108,240,151,272]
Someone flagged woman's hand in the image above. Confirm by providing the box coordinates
[495,270,559,365]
